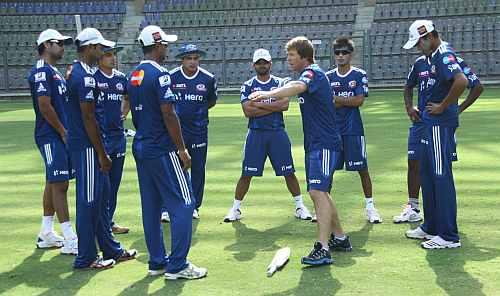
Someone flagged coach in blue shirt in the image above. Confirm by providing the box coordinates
[161,44,217,221]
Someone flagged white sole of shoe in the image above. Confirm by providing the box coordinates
[36,241,63,249]
[164,272,207,280]
[421,242,461,249]
[60,249,78,255]
[148,269,165,276]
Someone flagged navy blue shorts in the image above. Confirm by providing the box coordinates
[104,135,126,159]
[242,129,295,177]
[305,148,339,192]
[408,123,457,161]
[335,135,368,171]
[37,138,74,182]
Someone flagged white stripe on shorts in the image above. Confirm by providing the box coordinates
[169,152,192,205]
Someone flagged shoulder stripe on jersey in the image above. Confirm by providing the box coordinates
[169,66,181,75]
[198,67,214,78]
[352,67,367,74]
[112,69,125,77]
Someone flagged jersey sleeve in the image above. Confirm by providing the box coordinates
[361,73,369,97]
[33,67,52,98]
[459,59,480,89]
[299,69,319,93]
[156,72,176,104]
[208,76,218,102]
[240,82,251,103]
[406,63,418,88]
[120,75,128,95]
[78,73,97,102]
[438,52,463,82]
[353,73,366,97]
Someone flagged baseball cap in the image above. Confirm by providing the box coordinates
[102,45,123,53]
[175,44,206,59]
[138,25,177,47]
[403,20,435,49]
[253,48,272,63]
[37,29,73,46]
[75,28,115,48]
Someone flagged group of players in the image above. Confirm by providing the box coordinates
[27,18,482,277]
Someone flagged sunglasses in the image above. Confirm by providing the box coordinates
[334,50,351,56]
[50,40,65,47]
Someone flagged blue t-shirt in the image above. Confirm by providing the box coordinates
[422,43,465,127]
[66,61,99,151]
[240,75,286,130]
[27,59,68,143]
[127,60,177,159]
[297,64,341,152]
[169,66,218,137]
[94,69,128,139]
[326,67,368,136]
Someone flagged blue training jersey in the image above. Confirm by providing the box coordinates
[326,67,368,136]
[27,59,68,143]
[169,66,218,137]
[66,61,99,151]
[94,69,128,139]
[297,64,341,152]
[240,75,286,130]
[127,60,177,159]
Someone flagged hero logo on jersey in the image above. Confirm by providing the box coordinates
[348,80,357,89]
[418,71,429,78]
[442,54,456,65]
[35,72,46,82]
[130,70,144,87]
[196,84,207,92]
[116,82,124,91]
[84,77,95,88]
[159,74,170,87]
[37,83,47,93]
[251,87,262,92]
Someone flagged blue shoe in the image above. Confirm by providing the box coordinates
[301,242,333,266]
[328,234,352,252]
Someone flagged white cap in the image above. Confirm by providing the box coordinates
[253,48,272,63]
[76,28,115,48]
[138,25,177,46]
[37,29,72,46]
[403,20,435,49]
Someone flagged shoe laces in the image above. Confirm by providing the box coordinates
[308,242,328,259]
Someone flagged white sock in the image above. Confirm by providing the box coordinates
[41,216,54,235]
[60,221,77,240]
[232,199,242,210]
[365,197,374,210]
[336,234,347,241]
[293,195,304,208]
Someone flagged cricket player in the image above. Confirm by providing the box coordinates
[223,48,313,222]
[326,37,382,224]
[402,20,468,249]
[161,43,218,222]
[94,45,130,234]
[128,25,206,279]
[250,37,351,266]
[28,29,78,255]
[66,28,137,269]
[394,45,483,223]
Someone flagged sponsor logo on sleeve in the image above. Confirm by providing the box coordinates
[37,83,47,93]
[361,76,368,84]
[442,54,456,65]
[35,72,46,82]
[158,74,170,87]
[84,76,95,88]
[130,70,144,87]
[463,67,471,75]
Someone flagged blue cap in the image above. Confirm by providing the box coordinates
[175,44,206,59]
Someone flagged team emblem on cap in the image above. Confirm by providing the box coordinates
[417,25,428,35]
[152,32,162,42]
[131,70,145,86]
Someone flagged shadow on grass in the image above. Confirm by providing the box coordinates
[264,265,342,296]
[117,275,186,296]
[334,222,374,268]
[426,234,500,296]
[0,249,95,295]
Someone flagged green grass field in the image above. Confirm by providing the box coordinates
[1,89,499,296]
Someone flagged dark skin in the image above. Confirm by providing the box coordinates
[38,40,71,223]
[146,43,191,170]
[181,53,216,109]
[235,59,300,201]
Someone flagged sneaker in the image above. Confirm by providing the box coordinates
[161,211,170,223]
[393,204,422,223]
[116,249,138,262]
[88,256,115,270]
[366,208,382,224]
[405,226,435,240]
[328,234,352,252]
[193,209,200,219]
[148,269,165,276]
[301,242,333,266]
[223,208,242,223]
[311,214,317,223]
[295,206,313,220]
[112,224,130,234]
[421,236,461,249]
[164,262,207,280]
[60,237,78,255]
[36,231,64,249]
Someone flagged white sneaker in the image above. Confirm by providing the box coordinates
[164,262,207,280]
[393,204,422,223]
[161,211,170,223]
[61,237,78,255]
[295,206,313,220]
[406,226,435,240]
[36,231,64,249]
[421,236,461,249]
[223,208,242,223]
[366,208,382,223]
[193,209,200,219]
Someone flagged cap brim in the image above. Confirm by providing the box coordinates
[253,58,272,63]
[164,34,178,42]
[175,50,206,59]
[103,46,123,53]
[59,36,73,45]
[403,38,419,49]
[99,40,116,47]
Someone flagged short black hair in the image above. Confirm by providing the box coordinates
[37,44,45,56]
[333,37,355,52]
[431,30,439,38]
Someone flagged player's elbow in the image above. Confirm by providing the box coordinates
[475,83,484,96]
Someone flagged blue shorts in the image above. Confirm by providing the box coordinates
[305,148,339,192]
[408,123,457,161]
[37,138,74,182]
[104,135,126,159]
[335,135,368,171]
[242,129,295,177]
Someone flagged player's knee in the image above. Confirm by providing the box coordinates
[50,180,69,193]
